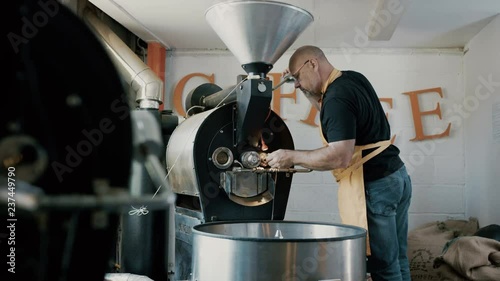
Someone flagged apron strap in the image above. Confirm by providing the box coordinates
[335,140,391,181]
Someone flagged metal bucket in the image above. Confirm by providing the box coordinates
[191,221,366,281]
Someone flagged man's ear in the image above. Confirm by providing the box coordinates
[310,58,319,71]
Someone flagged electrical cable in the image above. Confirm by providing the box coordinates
[185,105,206,117]
[214,77,248,109]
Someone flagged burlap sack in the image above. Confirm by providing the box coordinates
[407,217,479,281]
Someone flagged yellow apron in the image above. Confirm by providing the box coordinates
[319,69,391,255]
[328,138,391,256]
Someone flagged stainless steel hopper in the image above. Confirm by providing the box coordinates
[205,0,314,74]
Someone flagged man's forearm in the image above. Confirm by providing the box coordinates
[291,146,350,171]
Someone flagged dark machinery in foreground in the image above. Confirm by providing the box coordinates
[1,2,176,281]
[166,1,314,279]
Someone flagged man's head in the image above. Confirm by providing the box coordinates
[288,45,334,100]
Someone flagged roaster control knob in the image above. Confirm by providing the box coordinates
[241,151,261,168]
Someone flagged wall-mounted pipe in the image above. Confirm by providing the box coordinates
[83,9,173,280]
[83,9,163,109]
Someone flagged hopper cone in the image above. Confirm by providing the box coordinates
[205,0,314,74]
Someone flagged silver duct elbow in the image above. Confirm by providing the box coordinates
[83,9,163,109]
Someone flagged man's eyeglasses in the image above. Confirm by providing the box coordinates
[273,59,312,90]
[282,59,311,84]
[291,59,311,82]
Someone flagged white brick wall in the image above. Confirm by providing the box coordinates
[166,47,467,231]
[463,14,500,227]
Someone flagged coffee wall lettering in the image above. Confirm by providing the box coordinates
[172,73,452,142]
[402,87,451,141]
[173,72,215,116]
[268,73,297,121]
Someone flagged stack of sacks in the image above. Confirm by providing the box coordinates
[433,224,500,281]
[407,218,479,281]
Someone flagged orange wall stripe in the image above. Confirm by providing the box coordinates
[147,42,166,111]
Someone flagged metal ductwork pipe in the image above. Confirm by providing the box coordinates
[201,85,237,109]
[83,9,163,109]
[83,10,173,280]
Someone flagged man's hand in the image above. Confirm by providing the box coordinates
[266,149,294,168]
[282,68,291,77]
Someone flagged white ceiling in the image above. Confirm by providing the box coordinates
[89,0,500,51]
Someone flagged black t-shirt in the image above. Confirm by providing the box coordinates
[320,70,404,182]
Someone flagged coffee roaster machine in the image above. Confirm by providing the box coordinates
[168,4,367,281]
[166,1,314,280]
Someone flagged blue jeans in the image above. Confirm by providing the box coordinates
[365,165,412,281]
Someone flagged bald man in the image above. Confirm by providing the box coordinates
[266,45,412,281]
